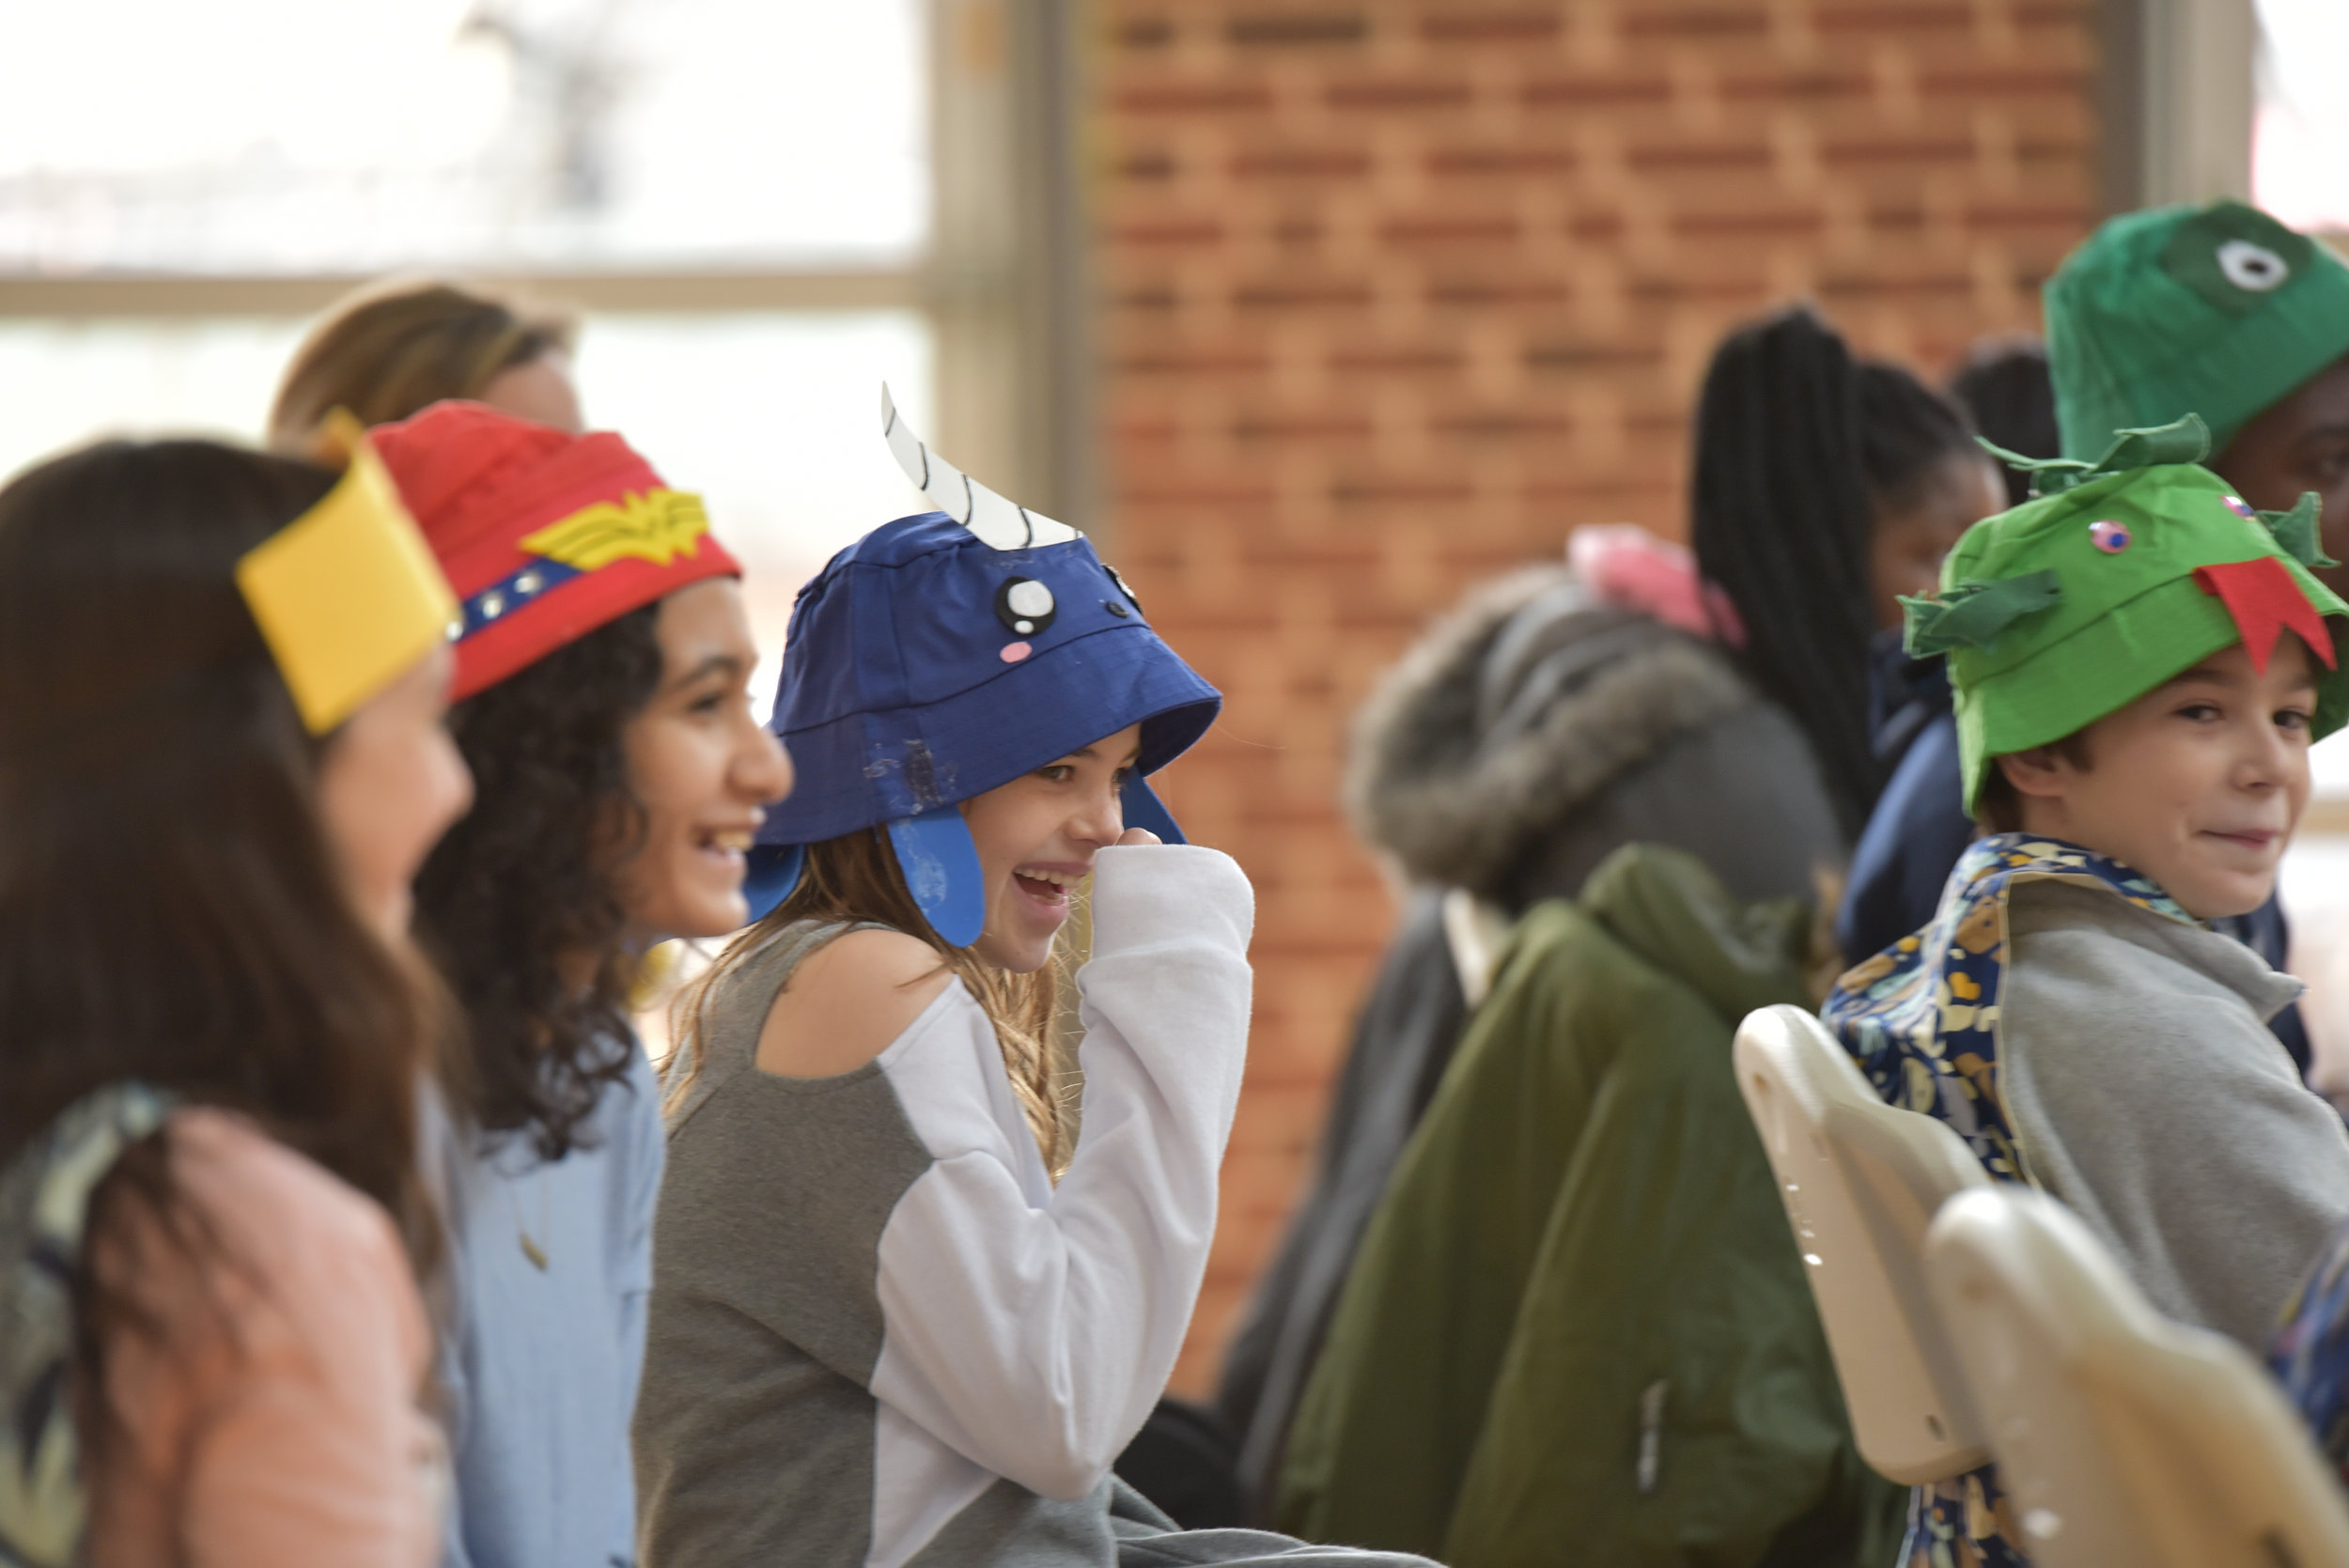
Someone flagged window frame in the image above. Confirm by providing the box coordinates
[0,0,1091,525]
[2104,0,2257,211]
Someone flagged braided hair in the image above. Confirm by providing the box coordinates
[1690,305,1980,837]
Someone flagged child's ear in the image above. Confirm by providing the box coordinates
[1997,746,2071,800]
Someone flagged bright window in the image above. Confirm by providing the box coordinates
[2252,0,2349,231]
[0,0,939,694]
[0,310,933,708]
[0,0,926,272]
[576,311,933,710]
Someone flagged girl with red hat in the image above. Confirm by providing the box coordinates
[370,400,792,1568]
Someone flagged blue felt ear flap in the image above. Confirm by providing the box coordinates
[886,805,988,948]
[1120,776,1189,846]
[741,843,806,926]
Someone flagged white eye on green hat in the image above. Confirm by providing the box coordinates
[2046,200,2349,462]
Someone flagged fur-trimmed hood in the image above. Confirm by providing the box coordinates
[1348,566,1767,903]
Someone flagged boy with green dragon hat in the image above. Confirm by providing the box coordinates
[1823,416,2349,1565]
[1839,201,2349,1072]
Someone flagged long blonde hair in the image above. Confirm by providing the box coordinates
[667,828,1078,1172]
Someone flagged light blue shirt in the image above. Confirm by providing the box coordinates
[430,1043,664,1568]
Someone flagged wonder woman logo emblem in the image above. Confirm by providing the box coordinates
[520,489,712,570]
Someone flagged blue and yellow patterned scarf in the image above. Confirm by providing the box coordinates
[2274,1224,2349,1485]
[1823,834,2199,1568]
[0,1084,175,1568]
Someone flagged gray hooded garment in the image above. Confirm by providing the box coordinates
[1217,566,1847,1515]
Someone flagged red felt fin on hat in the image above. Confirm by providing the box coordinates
[2193,557,2338,673]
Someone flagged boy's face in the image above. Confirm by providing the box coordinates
[1998,638,2319,921]
[2216,354,2349,596]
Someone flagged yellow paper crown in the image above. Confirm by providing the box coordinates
[235,422,459,735]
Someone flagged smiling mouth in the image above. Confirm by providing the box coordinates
[2204,829,2280,851]
[700,828,755,859]
[1012,867,1083,907]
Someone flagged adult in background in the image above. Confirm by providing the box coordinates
[269,280,583,452]
[2052,200,2349,587]
[1219,303,2002,1527]
[375,402,792,1568]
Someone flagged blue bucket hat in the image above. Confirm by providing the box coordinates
[744,390,1221,941]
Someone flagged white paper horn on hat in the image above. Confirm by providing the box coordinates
[881,383,1081,551]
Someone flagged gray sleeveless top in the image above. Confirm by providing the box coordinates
[636,920,1128,1565]
[634,913,1436,1568]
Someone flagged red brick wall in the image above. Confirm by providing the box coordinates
[1090,0,2102,1396]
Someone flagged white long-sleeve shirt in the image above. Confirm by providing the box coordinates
[637,846,1264,1567]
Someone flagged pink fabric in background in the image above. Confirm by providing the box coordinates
[1567,523,1747,648]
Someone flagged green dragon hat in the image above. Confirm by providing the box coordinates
[1904,415,2349,811]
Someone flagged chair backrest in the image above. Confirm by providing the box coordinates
[1925,1186,2349,1568]
[1732,1002,1993,1483]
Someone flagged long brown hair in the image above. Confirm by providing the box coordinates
[668,829,1075,1172]
[0,440,449,1440]
[268,279,576,452]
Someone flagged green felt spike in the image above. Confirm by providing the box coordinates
[2260,491,2341,569]
[1976,416,2212,498]
[1903,569,2064,657]
[2091,414,2211,474]
[1976,436,2090,499]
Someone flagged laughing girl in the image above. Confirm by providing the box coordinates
[634,402,1433,1568]
[369,401,792,1568]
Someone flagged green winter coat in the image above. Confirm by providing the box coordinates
[1275,846,1904,1567]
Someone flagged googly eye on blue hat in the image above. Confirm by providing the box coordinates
[743,387,1222,941]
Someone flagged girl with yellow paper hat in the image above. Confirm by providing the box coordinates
[0,435,472,1564]
[368,400,793,1568]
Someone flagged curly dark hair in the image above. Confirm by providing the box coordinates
[414,603,663,1160]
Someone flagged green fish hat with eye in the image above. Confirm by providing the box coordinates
[1904,414,2349,811]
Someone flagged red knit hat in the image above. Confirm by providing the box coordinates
[371,400,740,701]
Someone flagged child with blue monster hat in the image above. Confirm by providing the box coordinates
[634,395,1438,1568]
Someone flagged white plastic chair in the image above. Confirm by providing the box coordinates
[1925,1186,2349,1568]
[1732,1002,1993,1483]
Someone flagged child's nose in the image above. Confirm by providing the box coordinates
[2237,728,2295,788]
[1070,785,1124,846]
[738,726,794,804]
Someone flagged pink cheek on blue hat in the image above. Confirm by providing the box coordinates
[1001,642,1033,663]
[2223,495,2258,520]
[2090,520,2131,554]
